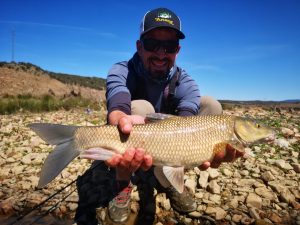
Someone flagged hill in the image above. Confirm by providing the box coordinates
[0,62,106,102]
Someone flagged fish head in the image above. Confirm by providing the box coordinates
[234,117,275,145]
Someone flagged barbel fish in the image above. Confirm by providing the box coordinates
[29,114,274,193]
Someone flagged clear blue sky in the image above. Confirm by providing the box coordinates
[1,0,299,101]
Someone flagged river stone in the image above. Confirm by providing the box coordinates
[246,193,262,209]
[255,187,276,200]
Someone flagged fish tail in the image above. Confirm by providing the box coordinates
[29,123,80,188]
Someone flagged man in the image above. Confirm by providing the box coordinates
[76,7,243,224]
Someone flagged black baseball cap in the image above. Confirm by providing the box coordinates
[140,8,185,39]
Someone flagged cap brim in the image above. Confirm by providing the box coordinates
[141,26,185,39]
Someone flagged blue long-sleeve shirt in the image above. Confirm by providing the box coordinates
[106,53,200,116]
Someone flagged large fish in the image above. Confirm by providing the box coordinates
[29,114,274,192]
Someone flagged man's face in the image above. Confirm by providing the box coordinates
[136,28,181,79]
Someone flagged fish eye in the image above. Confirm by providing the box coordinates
[255,123,261,128]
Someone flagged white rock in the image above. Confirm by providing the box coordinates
[185,178,197,194]
[274,138,289,148]
[198,171,209,188]
[222,168,233,177]
[194,192,204,199]
[208,180,221,194]
[207,168,219,179]
[209,194,221,204]
[275,159,293,170]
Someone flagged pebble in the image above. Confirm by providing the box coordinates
[246,193,262,209]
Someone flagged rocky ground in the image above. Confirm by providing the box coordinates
[0,107,299,225]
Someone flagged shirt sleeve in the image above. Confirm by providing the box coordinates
[175,69,200,116]
[106,62,131,115]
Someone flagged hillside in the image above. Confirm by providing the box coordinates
[0,62,106,102]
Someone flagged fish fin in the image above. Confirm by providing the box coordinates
[212,142,228,157]
[212,141,245,160]
[227,140,245,153]
[80,147,116,161]
[153,166,171,188]
[29,123,80,188]
[145,113,177,123]
[28,123,78,145]
[162,166,185,193]
[38,141,80,188]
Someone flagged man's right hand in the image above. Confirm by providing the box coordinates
[106,110,153,180]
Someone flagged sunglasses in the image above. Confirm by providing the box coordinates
[141,38,179,54]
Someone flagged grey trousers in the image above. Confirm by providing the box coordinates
[131,96,223,116]
[131,96,223,187]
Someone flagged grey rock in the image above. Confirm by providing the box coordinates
[208,180,221,194]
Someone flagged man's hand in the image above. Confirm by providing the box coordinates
[106,110,153,180]
[105,148,153,180]
[199,144,245,170]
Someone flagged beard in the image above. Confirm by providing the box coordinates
[147,57,172,80]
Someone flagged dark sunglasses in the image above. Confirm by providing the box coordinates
[141,38,179,54]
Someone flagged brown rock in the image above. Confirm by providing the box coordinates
[268,212,282,223]
[246,193,262,209]
[0,197,16,215]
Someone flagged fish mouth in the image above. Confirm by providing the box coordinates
[264,133,276,143]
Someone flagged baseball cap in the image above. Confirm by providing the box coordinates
[140,8,185,39]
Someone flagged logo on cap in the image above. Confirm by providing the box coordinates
[158,12,171,19]
[155,11,174,25]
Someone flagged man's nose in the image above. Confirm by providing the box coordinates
[155,45,167,56]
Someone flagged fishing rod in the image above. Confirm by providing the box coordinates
[27,188,77,225]
[9,161,103,225]
[9,179,76,225]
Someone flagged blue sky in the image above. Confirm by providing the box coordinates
[1,0,299,101]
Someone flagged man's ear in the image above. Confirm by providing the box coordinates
[176,45,181,54]
[136,40,142,55]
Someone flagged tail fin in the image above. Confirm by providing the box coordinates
[29,123,80,188]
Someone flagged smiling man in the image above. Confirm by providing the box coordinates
[76,8,242,225]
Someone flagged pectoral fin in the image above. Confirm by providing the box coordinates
[145,113,177,123]
[227,140,245,153]
[162,166,185,193]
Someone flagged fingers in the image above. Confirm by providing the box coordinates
[105,154,122,167]
[121,148,152,172]
[140,154,153,171]
[129,148,145,172]
[119,148,136,169]
[118,116,133,134]
[199,161,211,171]
[109,148,152,172]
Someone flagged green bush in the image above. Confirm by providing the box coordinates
[0,95,100,114]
